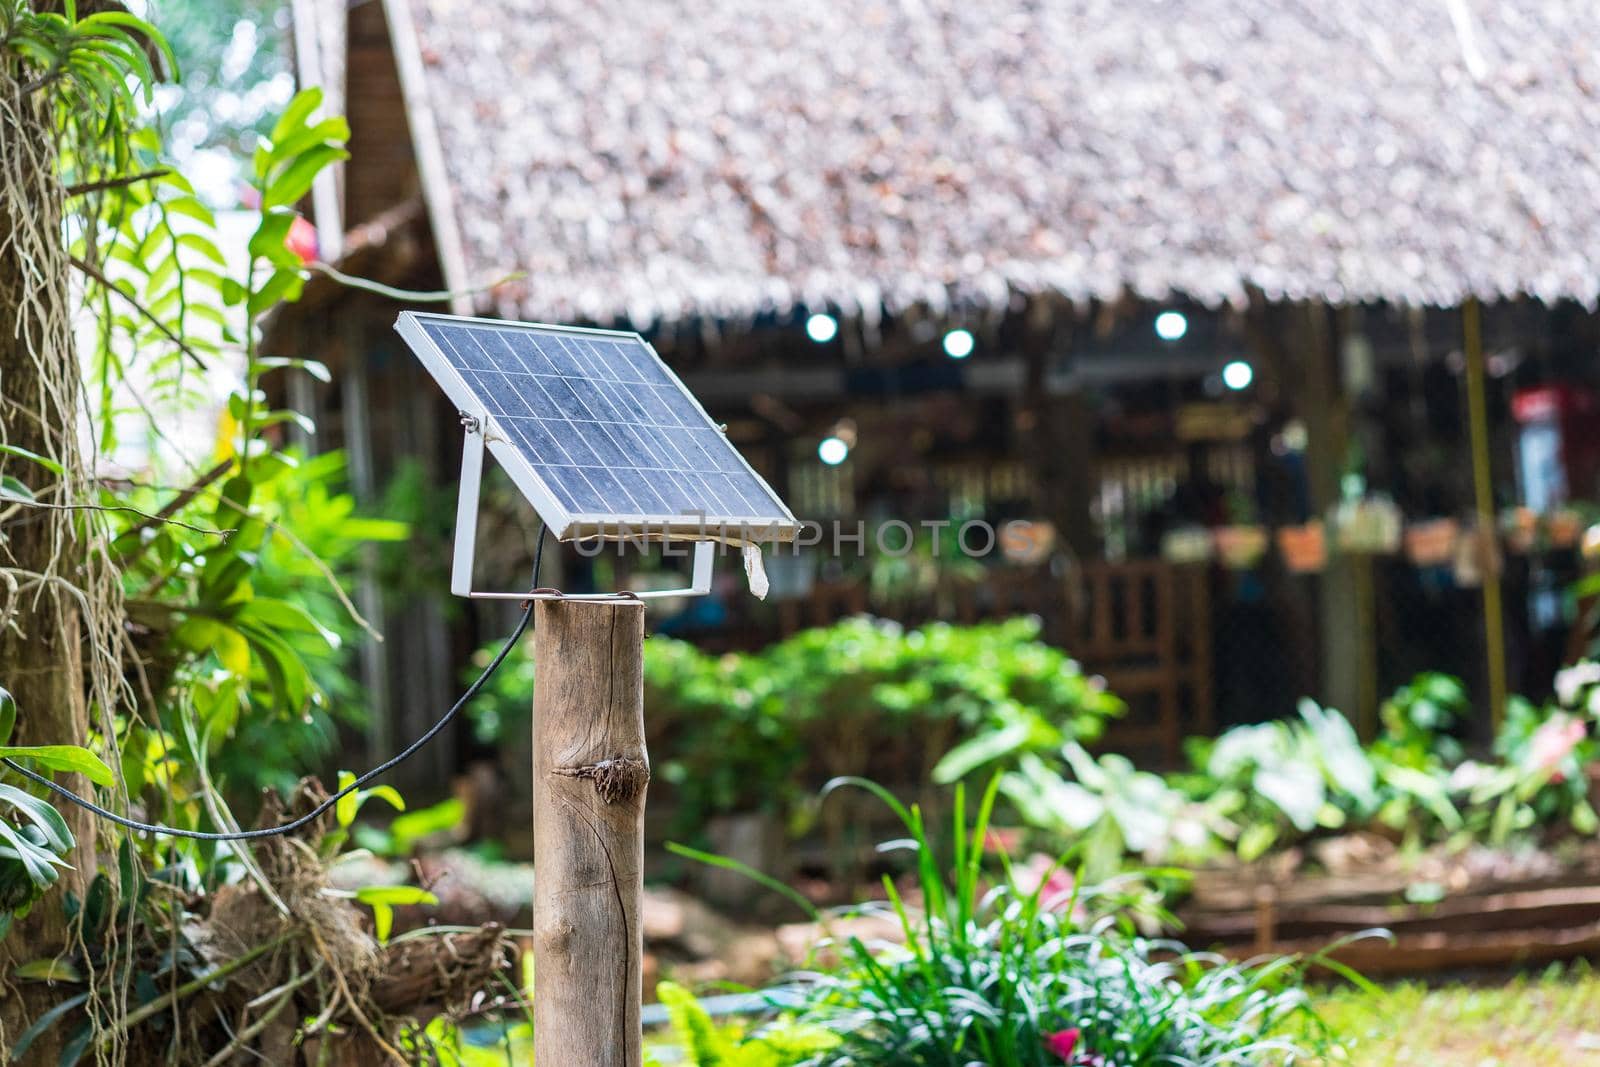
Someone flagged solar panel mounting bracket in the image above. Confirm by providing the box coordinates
[451,415,713,601]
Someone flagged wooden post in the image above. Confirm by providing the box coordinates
[1463,298,1507,733]
[533,598,648,1066]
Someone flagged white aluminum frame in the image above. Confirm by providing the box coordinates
[396,310,791,601]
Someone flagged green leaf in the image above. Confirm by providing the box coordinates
[665,842,819,921]
[656,981,735,1064]
[246,267,305,316]
[12,958,85,983]
[0,686,15,747]
[164,196,216,227]
[0,444,64,475]
[175,231,227,267]
[931,719,1033,783]
[354,885,439,907]
[263,145,349,209]
[1253,758,1324,832]
[368,901,393,944]
[355,884,437,943]
[255,357,332,383]
[337,517,410,542]
[237,598,339,650]
[0,475,35,502]
[252,136,272,180]
[79,11,178,86]
[1237,821,1278,862]
[267,88,325,153]
[1382,764,1462,831]
[234,622,313,713]
[362,785,405,814]
[1299,699,1377,809]
[7,991,88,1063]
[383,798,464,854]
[0,820,59,888]
[172,617,251,678]
[0,746,114,787]
[246,210,296,260]
[265,117,351,166]
[0,784,74,853]
[336,770,359,828]
[189,674,243,743]
[251,410,317,436]
[215,474,253,527]
[1573,799,1599,835]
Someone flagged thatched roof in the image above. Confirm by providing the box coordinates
[386,0,1600,325]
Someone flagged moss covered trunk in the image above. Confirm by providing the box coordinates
[0,69,103,1064]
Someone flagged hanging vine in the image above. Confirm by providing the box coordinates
[2,5,518,1062]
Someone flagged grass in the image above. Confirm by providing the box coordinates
[1316,961,1600,1066]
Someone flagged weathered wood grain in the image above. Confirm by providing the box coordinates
[532,598,647,1067]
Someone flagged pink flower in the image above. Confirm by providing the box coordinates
[983,827,1022,854]
[1528,714,1587,782]
[1016,854,1081,915]
[285,217,319,263]
[1045,1028,1080,1061]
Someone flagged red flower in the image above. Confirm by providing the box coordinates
[1045,1028,1079,1061]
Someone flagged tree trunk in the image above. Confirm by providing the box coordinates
[0,69,103,1064]
[531,598,647,1067]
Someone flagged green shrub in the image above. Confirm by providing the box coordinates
[467,616,1122,839]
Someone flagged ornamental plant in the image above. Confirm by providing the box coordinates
[668,778,1351,1067]
[947,666,1600,878]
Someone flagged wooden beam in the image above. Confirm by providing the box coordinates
[532,598,648,1066]
[381,0,473,314]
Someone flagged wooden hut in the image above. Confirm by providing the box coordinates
[270,0,1600,783]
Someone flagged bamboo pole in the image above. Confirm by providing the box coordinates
[533,598,648,1066]
[1463,298,1507,732]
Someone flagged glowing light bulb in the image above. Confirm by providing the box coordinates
[943,328,975,359]
[1155,310,1188,341]
[806,313,838,343]
[1222,360,1254,390]
[818,436,849,465]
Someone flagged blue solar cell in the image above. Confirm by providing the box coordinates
[503,330,558,375]
[405,316,793,530]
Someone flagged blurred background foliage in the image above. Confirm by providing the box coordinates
[149,0,294,203]
[468,615,1123,842]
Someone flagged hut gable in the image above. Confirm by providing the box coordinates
[344,0,419,230]
[366,0,1600,323]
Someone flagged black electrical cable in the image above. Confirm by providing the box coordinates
[0,526,546,841]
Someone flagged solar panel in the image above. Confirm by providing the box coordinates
[394,311,798,544]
